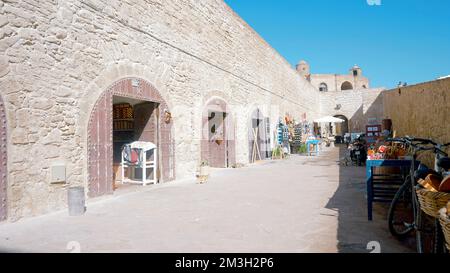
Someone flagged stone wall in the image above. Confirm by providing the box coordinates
[383,78,450,166]
[0,0,321,220]
[319,88,385,133]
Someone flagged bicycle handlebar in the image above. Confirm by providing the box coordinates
[416,146,448,157]
[387,137,448,157]
[404,136,438,146]
[386,138,406,143]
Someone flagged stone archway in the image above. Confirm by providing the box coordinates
[0,95,7,221]
[341,81,353,91]
[201,97,236,168]
[87,78,175,198]
[334,115,349,142]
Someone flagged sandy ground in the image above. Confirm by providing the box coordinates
[0,146,412,253]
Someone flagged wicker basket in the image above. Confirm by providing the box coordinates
[416,187,450,218]
[439,208,450,251]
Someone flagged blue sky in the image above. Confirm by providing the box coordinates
[224,0,450,88]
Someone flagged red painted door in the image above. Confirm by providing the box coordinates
[0,95,7,221]
[88,92,113,198]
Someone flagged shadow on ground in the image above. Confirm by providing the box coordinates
[325,145,412,253]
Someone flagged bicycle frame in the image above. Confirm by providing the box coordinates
[387,137,449,253]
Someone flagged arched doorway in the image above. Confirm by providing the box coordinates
[248,109,270,162]
[319,83,328,92]
[334,115,349,143]
[0,95,7,221]
[341,81,353,91]
[87,78,175,198]
[201,97,236,168]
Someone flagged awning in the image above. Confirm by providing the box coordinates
[314,116,345,123]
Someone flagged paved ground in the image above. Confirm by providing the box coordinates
[0,146,412,253]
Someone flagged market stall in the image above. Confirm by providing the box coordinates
[366,141,412,220]
[314,116,345,139]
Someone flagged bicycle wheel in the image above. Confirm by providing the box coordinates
[388,179,415,239]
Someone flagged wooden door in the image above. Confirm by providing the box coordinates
[88,78,175,197]
[88,92,113,198]
[208,111,226,168]
[0,95,7,221]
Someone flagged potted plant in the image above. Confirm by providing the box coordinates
[272,146,283,160]
[198,160,209,184]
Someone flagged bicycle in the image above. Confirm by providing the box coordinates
[386,137,450,253]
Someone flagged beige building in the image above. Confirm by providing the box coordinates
[297,61,370,92]
[296,60,384,136]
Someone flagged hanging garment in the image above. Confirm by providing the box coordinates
[122,144,142,165]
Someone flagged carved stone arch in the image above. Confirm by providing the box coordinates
[87,78,175,198]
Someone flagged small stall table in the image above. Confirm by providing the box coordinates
[306,139,320,156]
[366,159,417,221]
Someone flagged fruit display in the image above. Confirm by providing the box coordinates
[367,140,409,160]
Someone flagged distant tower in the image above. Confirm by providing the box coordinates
[296,60,311,80]
[350,64,362,77]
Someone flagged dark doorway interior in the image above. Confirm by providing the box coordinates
[112,96,159,190]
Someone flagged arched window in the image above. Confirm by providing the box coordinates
[362,85,367,89]
[319,83,328,92]
[341,81,353,91]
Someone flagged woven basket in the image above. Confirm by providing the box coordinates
[416,187,450,218]
[439,208,450,251]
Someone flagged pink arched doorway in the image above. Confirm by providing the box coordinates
[201,97,236,168]
[87,78,175,198]
[0,95,7,221]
